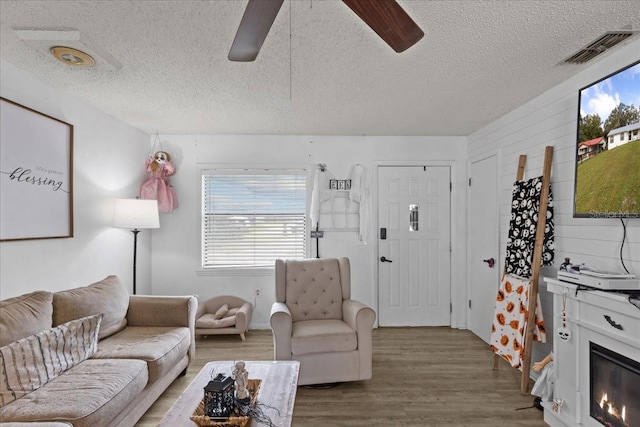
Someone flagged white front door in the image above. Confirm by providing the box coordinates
[377,166,451,326]
[468,155,500,343]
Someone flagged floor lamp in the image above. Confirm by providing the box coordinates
[113,198,160,295]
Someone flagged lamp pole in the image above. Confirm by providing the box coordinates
[131,228,141,295]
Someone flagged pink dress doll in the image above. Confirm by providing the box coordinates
[140,151,178,213]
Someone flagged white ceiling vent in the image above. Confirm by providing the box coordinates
[564,31,636,64]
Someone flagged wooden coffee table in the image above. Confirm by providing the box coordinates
[159,360,300,427]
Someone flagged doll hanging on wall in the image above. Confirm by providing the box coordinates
[140,150,178,213]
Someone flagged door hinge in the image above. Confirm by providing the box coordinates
[450,182,452,192]
[468,177,472,187]
[450,242,452,253]
[450,302,453,313]
[468,300,472,309]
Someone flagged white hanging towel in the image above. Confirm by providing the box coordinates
[309,166,335,229]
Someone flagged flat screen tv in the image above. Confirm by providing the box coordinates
[574,59,640,218]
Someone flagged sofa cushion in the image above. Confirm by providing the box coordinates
[0,291,53,347]
[0,359,147,427]
[0,423,72,426]
[53,275,128,340]
[291,319,357,356]
[92,326,190,383]
[0,314,102,407]
[196,313,236,329]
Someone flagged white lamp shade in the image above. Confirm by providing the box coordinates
[113,199,160,229]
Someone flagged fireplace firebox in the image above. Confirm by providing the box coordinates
[590,342,640,427]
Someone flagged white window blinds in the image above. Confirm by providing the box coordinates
[202,170,306,268]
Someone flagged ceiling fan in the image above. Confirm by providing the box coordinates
[228,0,424,62]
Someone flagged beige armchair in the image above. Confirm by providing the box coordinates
[270,257,376,385]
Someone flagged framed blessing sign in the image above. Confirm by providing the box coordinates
[1,98,74,241]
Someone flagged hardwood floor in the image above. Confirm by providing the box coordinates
[136,327,545,426]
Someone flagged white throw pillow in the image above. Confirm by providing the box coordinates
[0,314,102,407]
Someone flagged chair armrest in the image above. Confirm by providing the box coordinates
[195,300,208,319]
[343,299,376,380]
[270,302,293,360]
[343,299,376,334]
[235,302,253,331]
[127,295,198,359]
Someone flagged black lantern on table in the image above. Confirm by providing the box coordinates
[204,373,235,418]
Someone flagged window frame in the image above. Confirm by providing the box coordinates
[197,165,309,275]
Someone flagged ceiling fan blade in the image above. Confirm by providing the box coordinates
[228,0,284,62]
[342,0,424,53]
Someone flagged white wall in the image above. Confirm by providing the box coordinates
[468,38,640,363]
[6,37,636,341]
[150,135,468,328]
[0,60,152,298]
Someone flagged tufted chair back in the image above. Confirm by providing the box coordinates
[275,257,350,323]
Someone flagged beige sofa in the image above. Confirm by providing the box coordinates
[0,275,197,427]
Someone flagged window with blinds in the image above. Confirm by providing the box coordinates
[202,170,306,268]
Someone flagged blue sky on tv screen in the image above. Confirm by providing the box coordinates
[580,62,640,122]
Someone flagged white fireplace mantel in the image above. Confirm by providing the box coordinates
[543,278,640,427]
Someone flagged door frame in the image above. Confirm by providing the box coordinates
[466,149,502,332]
[374,160,458,327]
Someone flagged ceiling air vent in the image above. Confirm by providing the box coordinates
[564,31,635,64]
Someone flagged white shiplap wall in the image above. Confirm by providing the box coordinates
[468,38,640,368]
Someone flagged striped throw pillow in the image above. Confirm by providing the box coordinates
[0,313,102,407]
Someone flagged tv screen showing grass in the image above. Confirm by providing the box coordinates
[574,60,640,218]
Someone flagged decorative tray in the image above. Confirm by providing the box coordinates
[190,379,261,427]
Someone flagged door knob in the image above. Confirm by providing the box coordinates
[380,256,393,263]
[483,258,495,268]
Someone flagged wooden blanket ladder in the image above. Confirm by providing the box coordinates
[492,145,554,394]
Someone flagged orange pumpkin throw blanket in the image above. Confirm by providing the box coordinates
[490,273,546,369]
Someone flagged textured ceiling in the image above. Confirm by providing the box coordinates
[1,1,639,136]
